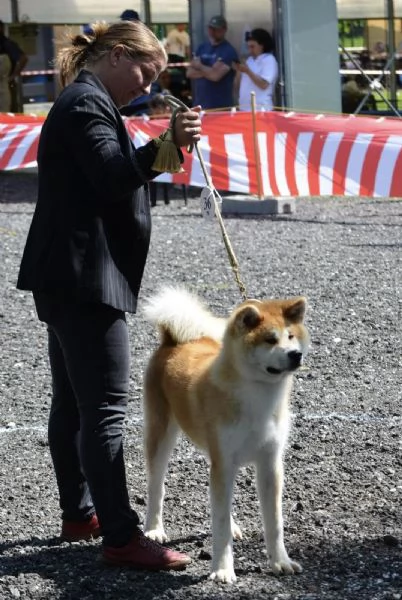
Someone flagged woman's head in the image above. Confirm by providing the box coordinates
[56,21,167,106]
[247,28,274,57]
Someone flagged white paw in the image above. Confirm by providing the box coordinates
[210,567,237,584]
[231,521,243,540]
[270,557,302,575]
[144,528,168,543]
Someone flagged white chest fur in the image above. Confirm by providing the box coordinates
[216,377,292,466]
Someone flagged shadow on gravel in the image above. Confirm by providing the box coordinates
[348,242,402,248]
[1,535,400,599]
[299,537,401,587]
[0,539,205,600]
[0,172,38,204]
[153,210,402,228]
[221,215,402,227]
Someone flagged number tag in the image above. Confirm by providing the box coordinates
[200,186,215,220]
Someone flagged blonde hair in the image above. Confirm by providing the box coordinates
[56,20,167,88]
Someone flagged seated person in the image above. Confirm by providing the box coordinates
[341,75,376,113]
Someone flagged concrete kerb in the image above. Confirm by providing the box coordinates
[221,195,296,216]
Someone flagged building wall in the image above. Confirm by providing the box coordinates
[280,0,342,113]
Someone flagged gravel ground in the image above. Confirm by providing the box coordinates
[0,171,401,600]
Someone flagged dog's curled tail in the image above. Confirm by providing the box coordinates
[143,287,226,345]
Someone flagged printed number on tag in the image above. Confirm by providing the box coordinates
[200,186,215,220]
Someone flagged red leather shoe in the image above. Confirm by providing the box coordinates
[61,514,101,542]
[103,529,191,571]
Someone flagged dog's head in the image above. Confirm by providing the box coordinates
[224,297,309,382]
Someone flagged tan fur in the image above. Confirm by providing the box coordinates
[142,287,309,583]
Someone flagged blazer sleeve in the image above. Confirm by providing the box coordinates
[61,90,161,203]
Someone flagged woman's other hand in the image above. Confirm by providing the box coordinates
[235,61,249,74]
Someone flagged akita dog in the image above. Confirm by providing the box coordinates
[142,287,309,583]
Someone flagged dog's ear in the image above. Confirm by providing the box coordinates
[235,305,263,331]
[283,297,307,323]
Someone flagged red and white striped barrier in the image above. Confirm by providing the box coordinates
[1,111,401,197]
[20,62,189,77]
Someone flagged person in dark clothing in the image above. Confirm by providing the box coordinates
[0,20,28,112]
[17,19,201,571]
[120,9,141,22]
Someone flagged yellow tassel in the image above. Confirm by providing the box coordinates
[152,128,184,174]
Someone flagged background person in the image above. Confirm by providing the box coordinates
[164,23,190,64]
[0,20,28,112]
[164,23,191,108]
[0,49,11,111]
[119,9,141,22]
[186,15,238,110]
[341,74,376,113]
[148,91,172,117]
[17,19,201,572]
[234,28,278,111]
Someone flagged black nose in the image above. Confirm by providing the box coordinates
[288,350,302,368]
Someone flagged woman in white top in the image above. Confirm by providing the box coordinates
[234,28,278,111]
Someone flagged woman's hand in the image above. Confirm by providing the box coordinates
[238,62,250,74]
[173,106,202,147]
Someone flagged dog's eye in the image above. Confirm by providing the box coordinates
[265,335,277,345]
[288,333,294,340]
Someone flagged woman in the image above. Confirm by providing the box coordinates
[17,20,201,570]
[234,28,278,112]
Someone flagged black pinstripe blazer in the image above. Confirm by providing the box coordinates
[17,70,162,314]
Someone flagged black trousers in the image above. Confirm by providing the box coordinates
[35,295,139,546]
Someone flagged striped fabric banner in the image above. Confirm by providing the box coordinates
[1,111,401,198]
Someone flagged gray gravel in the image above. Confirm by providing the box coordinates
[1,171,401,600]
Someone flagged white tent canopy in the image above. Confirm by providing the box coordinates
[337,0,402,19]
[8,0,189,24]
[0,0,12,21]
[2,1,401,25]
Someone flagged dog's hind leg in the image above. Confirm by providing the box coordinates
[230,514,242,540]
[144,389,179,543]
[255,447,302,575]
[209,457,238,584]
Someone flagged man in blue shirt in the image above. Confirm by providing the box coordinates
[187,15,239,110]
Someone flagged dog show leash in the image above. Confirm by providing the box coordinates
[151,95,248,302]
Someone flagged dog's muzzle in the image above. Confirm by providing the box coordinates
[287,350,303,370]
[266,350,303,375]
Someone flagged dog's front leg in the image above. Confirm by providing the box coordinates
[256,449,302,575]
[144,419,179,543]
[209,459,238,584]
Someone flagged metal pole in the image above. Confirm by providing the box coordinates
[387,0,397,108]
[143,0,152,26]
[10,0,24,113]
[274,0,287,109]
[10,0,19,22]
[250,91,264,199]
